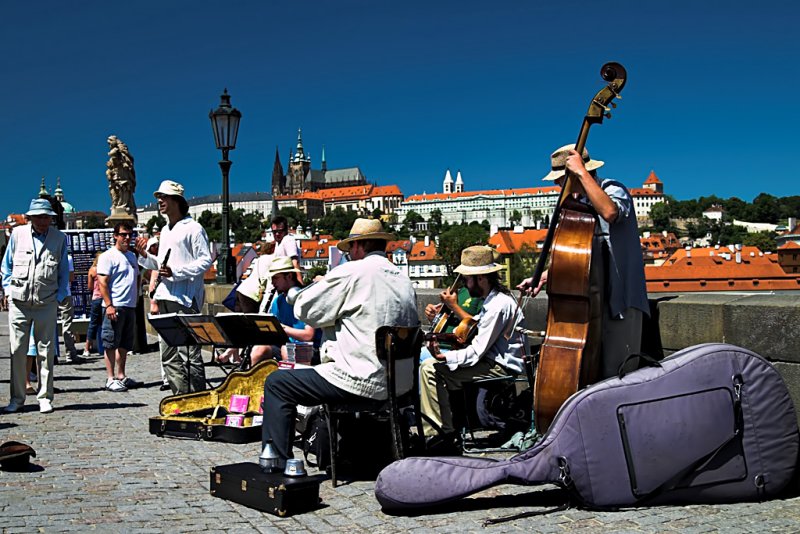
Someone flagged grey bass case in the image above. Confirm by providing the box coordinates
[376,343,798,511]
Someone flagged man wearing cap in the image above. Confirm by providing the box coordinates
[261,218,418,467]
[258,256,314,364]
[135,180,213,394]
[518,145,649,378]
[420,245,525,449]
[1,199,69,414]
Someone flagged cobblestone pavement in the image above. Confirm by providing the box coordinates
[1,311,799,533]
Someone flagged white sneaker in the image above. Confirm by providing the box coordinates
[39,399,53,414]
[106,379,128,392]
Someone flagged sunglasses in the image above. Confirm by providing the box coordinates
[116,232,133,238]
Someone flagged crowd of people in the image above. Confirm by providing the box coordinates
[2,144,649,472]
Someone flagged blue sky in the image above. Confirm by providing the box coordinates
[1,1,798,218]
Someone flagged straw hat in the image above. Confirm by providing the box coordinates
[145,236,159,251]
[336,218,394,252]
[454,246,505,276]
[542,144,604,181]
[268,256,302,278]
[25,199,56,217]
[153,180,185,199]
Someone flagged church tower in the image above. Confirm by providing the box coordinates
[455,170,464,193]
[271,146,285,195]
[443,169,454,194]
[287,128,311,194]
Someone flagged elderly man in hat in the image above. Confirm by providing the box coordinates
[261,218,418,467]
[135,180,213,394]
[517,145,648,378]
[421,245,525,450]
[1,198,70,414]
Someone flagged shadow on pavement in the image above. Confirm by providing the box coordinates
[381,487,568,517]
[58,402,148,411]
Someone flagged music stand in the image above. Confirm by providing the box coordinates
[214,313,289,371]
[149,313,234,391]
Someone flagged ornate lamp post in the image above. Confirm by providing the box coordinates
[209,88,242,284]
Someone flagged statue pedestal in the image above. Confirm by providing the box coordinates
[106,208,137,228]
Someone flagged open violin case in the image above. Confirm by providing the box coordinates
[149,360,279,443]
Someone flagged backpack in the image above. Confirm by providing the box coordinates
[376,344,799,513]
[297,406,330,470]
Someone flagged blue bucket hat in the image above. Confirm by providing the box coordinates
[26,199,56,217]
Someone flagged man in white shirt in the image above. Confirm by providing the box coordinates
[135,180,213,394]
[421,246,525,451]
[97,221,140,392]
[270,216,302,285]
[261,218,418,467]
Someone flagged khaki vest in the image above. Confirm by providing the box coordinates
[7,224,66,305]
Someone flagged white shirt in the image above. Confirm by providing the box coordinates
[236,253,274,302]
[293,251,419,400]
[443,289,525,374]
[139,216,212,310]
[274,234,299,259]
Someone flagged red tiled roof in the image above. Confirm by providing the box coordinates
[779,241,800,250]
[405,186,559,203]
[409,240,438,262]
[488,229,548,254]
[386,240,412,253]
[646,248,800,292]
[313,184,403,201]
[644,171,662,184]
[630,188,664,197]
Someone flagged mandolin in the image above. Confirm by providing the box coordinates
[531,62,627,432]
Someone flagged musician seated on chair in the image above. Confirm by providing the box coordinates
[261,218,418,468]
[516,144,649,379]
[421,280,483,362]
[420,245,525,450]
[251,256,315,365]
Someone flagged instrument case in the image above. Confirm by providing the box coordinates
[149,360,278,443]
[210,462,325,516]
[376,343,799,511]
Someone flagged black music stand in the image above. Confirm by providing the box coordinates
[149,313,239,391]
[214,313,289,371]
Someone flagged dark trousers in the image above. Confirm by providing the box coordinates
[262,369,362,460]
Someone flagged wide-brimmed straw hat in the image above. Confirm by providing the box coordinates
[336,218,394,252]
[542,144,604,181]
[153,180,186,199]
[146,236,159,251]
[268,256,302,278]
[26,199,56,217]
[454,246,505,276]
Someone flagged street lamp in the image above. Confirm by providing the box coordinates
[209,88,242,284]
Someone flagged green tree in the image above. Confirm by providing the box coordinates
[145,214,166,234]
[317,207,359,239]
[84,214,105,229]
[277,207,308,229]
[510,210,523,226]
[650,202,672,232]
[371,208,384,220]
[198,210,222,243]
[742,231,777,252]
[403,210,424,234]
[437,224,489,281]
[235,210,264,243]
[303,265,328,285]
[428,209,443,235]
[507,243,538,288]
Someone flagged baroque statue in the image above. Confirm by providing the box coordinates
[106,135,137,219]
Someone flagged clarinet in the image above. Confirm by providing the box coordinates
[149,248,171,299]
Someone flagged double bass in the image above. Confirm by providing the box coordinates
[530,62,627,432]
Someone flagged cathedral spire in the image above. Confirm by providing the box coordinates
[443,169,454,194]
[55,176,64,201]
[455,170,464,193]
[321,144,327,172]
[39,176,48,198]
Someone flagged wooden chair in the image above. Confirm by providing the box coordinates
[325,325,423,487]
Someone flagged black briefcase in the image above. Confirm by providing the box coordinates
[210,462,325,517]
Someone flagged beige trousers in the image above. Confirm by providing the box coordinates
[419,357,510,437]
[8,299,58,405]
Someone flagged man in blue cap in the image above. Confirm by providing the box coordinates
[1,198,69,414]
